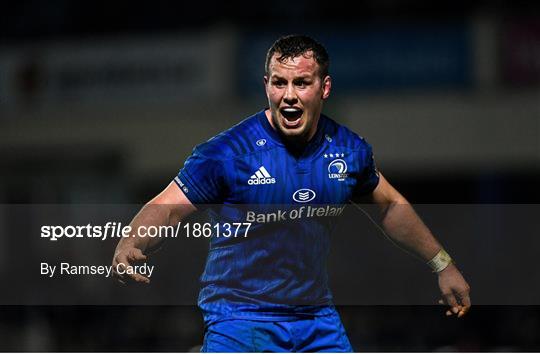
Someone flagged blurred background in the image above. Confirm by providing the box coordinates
[1,0,539,351]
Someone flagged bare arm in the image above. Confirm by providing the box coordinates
[112,181,197,284]
[360,173,471,317]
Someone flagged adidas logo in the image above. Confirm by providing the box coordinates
[248,166,276,185]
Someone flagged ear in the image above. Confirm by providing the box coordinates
[263,75,269,96]
[321,75,332,100]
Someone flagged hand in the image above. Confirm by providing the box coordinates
[437,263,471,318]
[112,246,150,284]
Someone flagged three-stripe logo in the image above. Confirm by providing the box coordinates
[248,166,276,185]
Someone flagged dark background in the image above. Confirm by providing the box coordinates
[1,0,539,351]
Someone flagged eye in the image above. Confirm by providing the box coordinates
[272,79,286,88]
[294,79,311,88]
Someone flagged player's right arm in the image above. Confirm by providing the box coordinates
[112,181,196,284]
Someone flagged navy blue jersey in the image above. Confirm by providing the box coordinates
[175,109,379,324]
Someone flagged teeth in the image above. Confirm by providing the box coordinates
[283,107,301,112]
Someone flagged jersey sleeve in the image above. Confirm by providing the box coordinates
[174,147,227,205]
[353,143,380,197]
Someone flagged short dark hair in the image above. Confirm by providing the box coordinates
[265,34,330,79]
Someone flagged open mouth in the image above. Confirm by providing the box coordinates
[280,107,303,127]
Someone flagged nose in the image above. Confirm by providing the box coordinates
[283,83,298,105]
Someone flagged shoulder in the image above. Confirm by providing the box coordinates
[192,111,266,160]
[322,114,373,151]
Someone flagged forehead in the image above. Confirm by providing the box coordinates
[267,52,320,77]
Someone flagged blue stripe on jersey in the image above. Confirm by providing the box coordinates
[176,109,379,324]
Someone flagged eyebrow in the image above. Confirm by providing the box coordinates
[270,74,312,80]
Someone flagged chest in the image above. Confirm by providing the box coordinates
[226,146,365,204]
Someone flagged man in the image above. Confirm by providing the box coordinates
[112,34,471,352]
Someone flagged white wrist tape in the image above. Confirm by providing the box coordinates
[427,249,453,273]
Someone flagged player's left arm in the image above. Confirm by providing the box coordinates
[363,172,471,317]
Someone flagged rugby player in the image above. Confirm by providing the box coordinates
[112,34,471,352]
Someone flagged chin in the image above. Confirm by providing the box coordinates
[280,128,304,137]
[278,120,305,135]
[278,126,310,142]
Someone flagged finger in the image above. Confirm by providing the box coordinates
[113,250,150,284]
[455,287,471,317]
[457,296,471,318]
[129,272,150,284]
[115,254,131,269]
[128,249,147,262]
[440,298,454,316]
[112,267,126,282]
[115,271,149,284]
[114,264,150,284]
[115,262,149,284]
[113,260,129,277]
[458,291,471,307]
[112,268,124,280]
[114,250,131,264]
[113,261,138,284]
[443,293,460,314]
[112,256,130,280]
